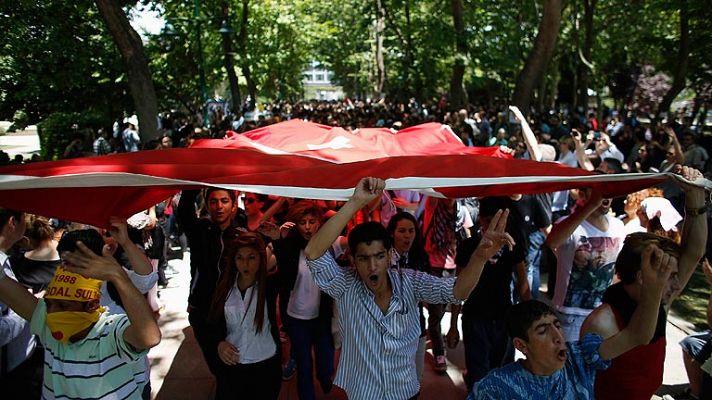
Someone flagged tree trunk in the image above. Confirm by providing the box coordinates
[221,2,241,113]
[237,0,257,110]
[374,0,386,98]
[686,90,701,130]
[658,0,689,118]
[448,0,468,110]
[95,0,159,142]
[402,0,413,101]
[511,0,562,113]
[576,0,596,111]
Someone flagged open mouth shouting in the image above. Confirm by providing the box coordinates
[368,274,379,287]
[556,348,567,362]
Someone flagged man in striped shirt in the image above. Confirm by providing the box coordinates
[305,177,514,400]
[0,228,161,399]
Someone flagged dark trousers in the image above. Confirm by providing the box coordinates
[189,310,229,398]
[0,345,43,399]
[427,303,446,357]
[218,354,281,400]
[286,316,334,400]
[462,316,512,392]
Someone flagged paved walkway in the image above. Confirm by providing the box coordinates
[0,126,41,158]
[149,250,694,400]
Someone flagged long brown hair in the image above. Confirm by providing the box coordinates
[209,231,269,333]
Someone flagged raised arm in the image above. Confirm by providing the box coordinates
[596,245,672,360]
[572,129,595,171]
[304,177,384,260]
[0,267,38,322]
[670,166,708,302]
[509,106,541,162]
[259,197,288,226]
[666,127,685,165]
[545,190,603,249]
[61,242,161,351]
[109,217,152,276]
[176,189,200,232]
[453,209,515,300]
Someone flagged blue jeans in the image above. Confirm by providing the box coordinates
[526,230,545,299]
[461,316,512,392]
[286,316,334,400]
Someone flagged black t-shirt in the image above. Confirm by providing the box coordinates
[513,193,553,236]
[455,227,526,320]
[10,255,60,294]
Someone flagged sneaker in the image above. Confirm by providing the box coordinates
[282,358,297,381]
[434,355,447,373]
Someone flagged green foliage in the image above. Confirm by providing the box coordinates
[37,111,108,160]
[4,0,711,119]
[671,267,710,331]
[0,1,132,123]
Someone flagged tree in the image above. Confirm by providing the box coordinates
[448,0,468,110]
[575,0,597,110]
[95,0,159,141]
[511,0,562,113]
[0,1,131,123]
[236,0,257,106]
[220,1,241,112]
[373,0,387,97]
[658,0,689,118]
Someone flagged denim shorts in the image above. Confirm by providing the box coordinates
[680,331,712,363]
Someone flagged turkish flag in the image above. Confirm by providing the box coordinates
[0,120,667,227]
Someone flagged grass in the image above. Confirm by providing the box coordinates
[671,267,711,331]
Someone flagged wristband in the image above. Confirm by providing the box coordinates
[685,204,709,217]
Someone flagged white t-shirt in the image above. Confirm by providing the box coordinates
[552,215,625,316]
[287,240,344,320]
[225,284,276,364]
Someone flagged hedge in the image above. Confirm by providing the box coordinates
[37,111,109,160]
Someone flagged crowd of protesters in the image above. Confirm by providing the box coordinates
[1,98,711,400]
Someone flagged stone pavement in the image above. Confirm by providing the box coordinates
[149,250,695,400]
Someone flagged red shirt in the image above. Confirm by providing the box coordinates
[594,305,666,400]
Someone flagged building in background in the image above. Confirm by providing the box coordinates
[302,61,343,101]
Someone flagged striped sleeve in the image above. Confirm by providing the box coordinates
[111,315,149,362]
[307,252,348,299]
[410,270,457,304]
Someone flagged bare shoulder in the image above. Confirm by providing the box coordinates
[581,304,620,339]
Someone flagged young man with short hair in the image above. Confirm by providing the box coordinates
[177,188,240,379]
[469,239,675,400]
[304,177,514,400]
[0,228,161,399]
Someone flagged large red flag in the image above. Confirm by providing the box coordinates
[0,120,668,227]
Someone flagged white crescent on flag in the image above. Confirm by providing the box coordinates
[0,119,671,227]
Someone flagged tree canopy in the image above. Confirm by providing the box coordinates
[0,0,709,124]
